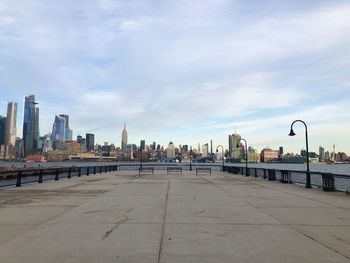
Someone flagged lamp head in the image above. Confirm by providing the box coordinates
[288,128,296,136]
[216,149,218,153]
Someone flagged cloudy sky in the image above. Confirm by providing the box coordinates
[0,0,350,153]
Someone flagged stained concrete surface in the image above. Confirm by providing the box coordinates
[0,170,349,263]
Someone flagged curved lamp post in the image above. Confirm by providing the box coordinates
[289,120,311,188]
[237,138,248,176]
[139,149,143,170]
[216,145,224,172]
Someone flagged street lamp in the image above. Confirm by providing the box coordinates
[139,148,143,170]
[289,120,311,188]
[216,145,224,172]
[237,138,248,176]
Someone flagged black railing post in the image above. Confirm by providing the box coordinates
[38,169,43,183]
[86,167,90,176]
[16,171,21,187]
[78,167,81,177]
[55,168,59,181]
[68,168,71,179]
[94,166,96,174]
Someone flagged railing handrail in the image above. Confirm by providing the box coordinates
[223,164,350,178]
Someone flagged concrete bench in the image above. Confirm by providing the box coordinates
[167,167,182,175]
[196,168,211,175]
[138,167,154,175]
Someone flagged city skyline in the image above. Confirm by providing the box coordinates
[1,1,350,153]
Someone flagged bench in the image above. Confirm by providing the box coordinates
[138,167,154,176]
[167,167,182,175]
[280,170,292,184]
[196,168,211,175]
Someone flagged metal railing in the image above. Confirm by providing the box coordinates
[223,165,350,192]
[0,165,118,188]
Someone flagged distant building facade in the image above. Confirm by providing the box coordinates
[202,143,209,157]
[51,115,66,143]
[23,95,39,156]
[166,141,175,159]
[86,133,95,152]
[260,148,279,162]
[121,122,128,152]
[5,102,17,147]
[228,133,242,159]
[140,140,145,151]
[59,114,73,140]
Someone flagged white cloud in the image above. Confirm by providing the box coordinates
[0,0,349,152]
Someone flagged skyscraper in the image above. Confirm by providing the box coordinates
[167,141,175,159]
[0,116,7,145]
[229,132,242,159]
[51,115,66,142]
[86,133,95,152]
[59,114,73,140]
[202,143,209,157]
[319,146,325,162]
[140,140,145,151]
[121,122,128,152]
[5,102,17,147]
[23,95,39,156]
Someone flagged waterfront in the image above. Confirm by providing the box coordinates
[1,161,350,175]
[0,161,349,191]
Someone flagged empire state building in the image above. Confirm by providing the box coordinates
[121,122,128,152]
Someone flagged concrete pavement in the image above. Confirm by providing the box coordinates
[0,170,349,263]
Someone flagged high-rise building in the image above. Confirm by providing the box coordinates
[86,133,95,152]
[121,122,128,152]
[229,133,242,159]
[152,141,156,151]
[140,140,145,151]
[77,135,86,145]
[59,114,73,140]
[5,102,17,147]
[0,116,7,145]
[228,135,232,157]
[319,146,325,162]
[202,143,209,157]
[166,141,175,159]
[23,95,39,156]
[51,115,66,142]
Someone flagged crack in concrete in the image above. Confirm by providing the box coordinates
[101,208,133,241]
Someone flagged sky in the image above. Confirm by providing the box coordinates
[0,0,350,153]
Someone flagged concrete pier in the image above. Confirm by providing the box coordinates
[0,170,349,263]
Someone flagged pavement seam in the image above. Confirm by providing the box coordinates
[157,174,171,263]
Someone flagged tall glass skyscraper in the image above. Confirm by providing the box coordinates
[86,133,95,152]
[0,116,7,145]
[51,115,66,142]
[59,114,73,140]
[23,95,39,156]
